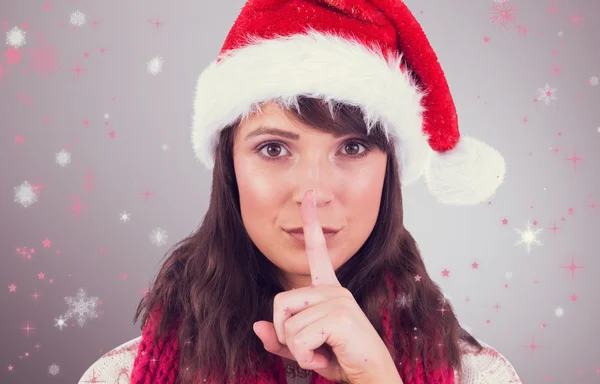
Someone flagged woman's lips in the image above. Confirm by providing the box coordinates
[286,230,339,246]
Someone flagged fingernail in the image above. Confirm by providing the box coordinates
[311,189,316,206]
[252,322,258,332]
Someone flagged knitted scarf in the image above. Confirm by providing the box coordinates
[130,274,455,384]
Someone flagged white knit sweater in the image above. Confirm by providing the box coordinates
[78,335,522,383]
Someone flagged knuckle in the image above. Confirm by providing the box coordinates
[283,318,294,336]
[273,291,285,305]
[334,306,354,327]
[291,335,306,349]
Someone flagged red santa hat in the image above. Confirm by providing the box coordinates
[190,0,506,206]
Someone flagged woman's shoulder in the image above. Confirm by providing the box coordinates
[454,337,522,384]
[78,335,142,384]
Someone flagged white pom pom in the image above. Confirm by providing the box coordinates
[422,136,506,206]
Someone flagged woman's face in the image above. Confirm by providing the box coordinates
[233,101,387,290]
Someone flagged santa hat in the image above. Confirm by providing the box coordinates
[190,0,506,206]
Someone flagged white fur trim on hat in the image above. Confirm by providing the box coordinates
[191,29,430,185]
[422,136,506,206]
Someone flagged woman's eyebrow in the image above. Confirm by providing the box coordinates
[245,125,349,141]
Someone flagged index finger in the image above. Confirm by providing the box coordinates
[301,189,340,287]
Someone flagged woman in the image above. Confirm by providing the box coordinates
[79,0,521,383]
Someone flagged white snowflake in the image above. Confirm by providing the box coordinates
[104,113,110,119]
[554,306,564,318]
[505,271,513,280]
[161,143,169,151]
[14,181,39,208]
[63,288,99,327]
[395,292,412,308]
[514,221,543,254]
[537,83,557,105]
[493,0,508,3]
[150,227,168,246]
[6,26,26,48]
[147,56,163,75]
[48,363,60,376]
[589,76,599,86]
[55,149,72,167]
[70,10,86,27]
[120,211,131,222]
[558,31,564,37]
[54,315,69,330]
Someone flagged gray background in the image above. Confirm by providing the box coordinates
[1,0,599,383]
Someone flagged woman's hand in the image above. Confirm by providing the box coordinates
[253,190,401,384]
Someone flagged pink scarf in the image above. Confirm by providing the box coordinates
[131,275,455,384]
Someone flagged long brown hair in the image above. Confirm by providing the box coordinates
[133,96,482,384]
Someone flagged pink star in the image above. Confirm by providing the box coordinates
[44,3,51,10]
[108,130,116,138]
[4,46,23,64]
[502,218,508,225]
[441,268,450,277]
[37,272,45,279]
[8,284,17,292]
[42,238,52,248]
[15,135,24,143]
[414,274,421,282]
[471,262,479,269]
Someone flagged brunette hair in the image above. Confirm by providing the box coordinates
[133,95,482,384]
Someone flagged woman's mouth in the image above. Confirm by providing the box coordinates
[285,230,339,246]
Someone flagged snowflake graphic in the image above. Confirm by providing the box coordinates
[150,227,169,246]
[489,1,518,29]
[48,363,60,376]
[395,292,412,308]
[505,271,513,280]
[56,149,72,167]
[119,211,131,222]
[14,181,39,208]
[63,288,99,327]
[70,10,86,27]
[161,143,169,151]
[554,306,564,318]
[589,76,598,86]
[28,42,61,79]
[147,56,163,75]
[537,83,557,105]
[514,221,543,254]
[6,26,26,48]
[54,314,69,330]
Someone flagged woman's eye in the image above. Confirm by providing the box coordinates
[260,143,289,158]
[256,140,369,161]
